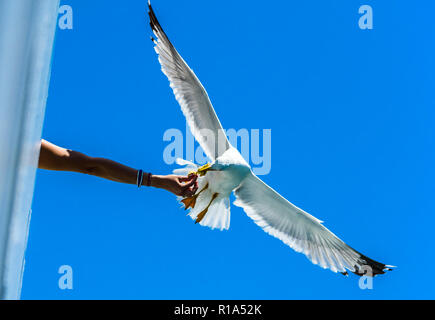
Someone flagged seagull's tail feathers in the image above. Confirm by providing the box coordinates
[196,195,230,231]
[179,187,231,231]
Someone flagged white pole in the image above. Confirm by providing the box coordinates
[0,0,59,299]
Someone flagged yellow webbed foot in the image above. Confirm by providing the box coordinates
[195,207,208,224]
[181,183,209,210]
[181,195,197,210]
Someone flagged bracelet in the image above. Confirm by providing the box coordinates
[137,170,152,188]
[136,169,144,188]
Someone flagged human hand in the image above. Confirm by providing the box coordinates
[150,174,198,197]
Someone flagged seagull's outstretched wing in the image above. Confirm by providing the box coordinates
[234,173,394,276]
[148,3,230,160]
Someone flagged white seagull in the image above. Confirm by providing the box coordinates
[148,2,394,276]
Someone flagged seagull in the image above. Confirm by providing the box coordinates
[148,2,394,277]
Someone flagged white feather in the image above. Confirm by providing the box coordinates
[234,173,375,274]
[149,5,230,160]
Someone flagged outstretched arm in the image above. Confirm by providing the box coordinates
[38,139,198,197]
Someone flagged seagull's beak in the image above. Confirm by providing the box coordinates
[189,163,213,177]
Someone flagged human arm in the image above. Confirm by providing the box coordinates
[38,139,198,197]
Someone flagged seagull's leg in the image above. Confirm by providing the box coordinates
[195,193,219,224]
[181,183,209,210]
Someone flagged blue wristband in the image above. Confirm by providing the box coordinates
[137,169,144,188]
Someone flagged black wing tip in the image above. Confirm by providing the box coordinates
[352,254,396,277]
[147,0,154,17]
[147,0,160,34]
[147,2,174,49]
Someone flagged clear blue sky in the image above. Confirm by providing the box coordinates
[22,0,435,299]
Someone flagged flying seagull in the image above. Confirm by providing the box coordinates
[148,2,394,277]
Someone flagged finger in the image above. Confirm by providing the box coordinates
[189,182,199,193]
[178,176,191,182]
[178,176,188,182]
[179,174,197,183]
[192,183,199,194]
[191,185,198,194]
[183,178,197,189]
[183,189,194,198]
[179,188,188,197]
[178,174,193,182]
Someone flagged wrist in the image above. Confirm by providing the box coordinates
[147,174,162,188]
[138,171,154,187]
